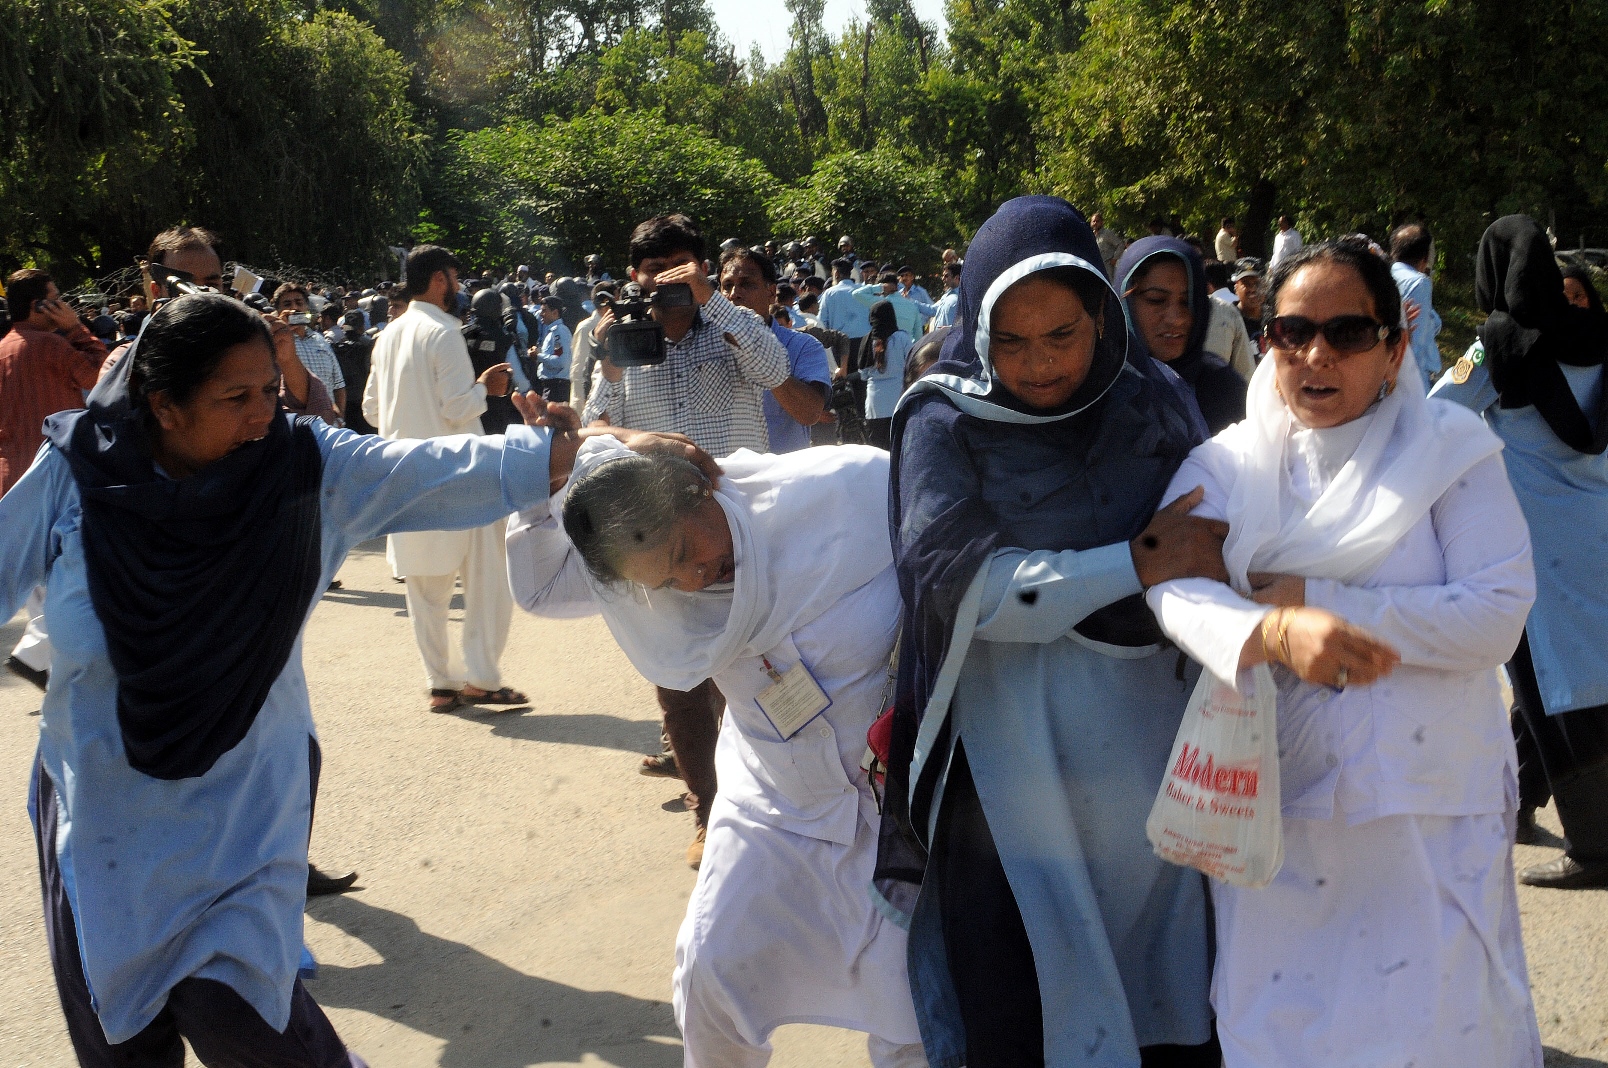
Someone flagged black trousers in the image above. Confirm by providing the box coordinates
[1509,634,1608,862]
[865,417,892,451]
[932,745,1220,1068]
[33,760,362,1068]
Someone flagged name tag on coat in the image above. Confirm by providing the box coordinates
[756,655,832,740]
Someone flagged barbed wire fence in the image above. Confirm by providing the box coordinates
[63,259,394,309]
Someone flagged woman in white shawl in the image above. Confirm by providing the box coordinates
[505,405,925,1068]
[1145,238,1544,1066]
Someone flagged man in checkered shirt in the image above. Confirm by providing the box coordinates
[579,212,794,870]
[274,282,347,422]
[581,213,790,457]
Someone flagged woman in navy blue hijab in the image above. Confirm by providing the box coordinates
[1116,236,1247,433]
[874,197,1228,1067]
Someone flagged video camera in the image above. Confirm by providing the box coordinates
[604,281,695,367]
[144,261,275,316]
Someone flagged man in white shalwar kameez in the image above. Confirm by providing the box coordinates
[507,433,925,1068]
[364,245,525,709]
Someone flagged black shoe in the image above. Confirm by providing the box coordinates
[1514,807,1541,846]
[1519,854,1608,890]
[307,865,359,896]
[5,656,48,693]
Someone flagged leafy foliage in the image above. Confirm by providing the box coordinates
[443,108,778,272]
[9,0,1608,290]
[0,0,424,280]
[1040,0,1608,263]
[769,148,960,270]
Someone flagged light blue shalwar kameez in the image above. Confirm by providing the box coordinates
[1,422,551,1044]
[1431,346,1608,713]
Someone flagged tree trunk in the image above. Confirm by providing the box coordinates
[1241,176,1277,260]
[859,23,872,146]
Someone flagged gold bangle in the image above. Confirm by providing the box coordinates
[1276,608,1294,664]
[1259,612,1276,664]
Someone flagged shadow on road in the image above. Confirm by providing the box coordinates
[489,711,663,754]
[321,586,469,616]
[308,896,682,1068]
[1547,1049,1608,1067]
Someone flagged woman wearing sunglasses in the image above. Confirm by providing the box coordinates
[1144,238,1544,1066]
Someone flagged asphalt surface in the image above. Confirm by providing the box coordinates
[0,541,1603,1066]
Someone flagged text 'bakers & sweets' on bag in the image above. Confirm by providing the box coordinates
[1146,663,1282,889]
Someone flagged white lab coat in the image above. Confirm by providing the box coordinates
[506,442,923,1067]
[363,300,490,576]
[1145,363,1543,1067]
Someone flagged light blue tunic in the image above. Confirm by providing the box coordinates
[905,545,1214,1067]
[856,332,913,419]
[1392,261,1442,385]
[1,422,551,1043]
[1431,346,1608,714]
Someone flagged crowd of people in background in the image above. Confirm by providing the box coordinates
[1,198,1607,1068]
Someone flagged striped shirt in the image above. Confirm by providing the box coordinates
[293,330,344,394]
[0,323,106,495]
[582,292,790,456]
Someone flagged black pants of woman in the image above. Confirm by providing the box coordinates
[34,761,362,1068]
[931,744,1220,1068]
[1509,634,1608,862]
[865,417,892,450]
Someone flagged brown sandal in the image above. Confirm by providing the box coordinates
[429,688,465,714]
[461,686,528,705]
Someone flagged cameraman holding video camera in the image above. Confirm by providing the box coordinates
[581,213,789,456]
[580,213,791,869]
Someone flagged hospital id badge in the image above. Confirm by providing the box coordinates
[755,656,832,740]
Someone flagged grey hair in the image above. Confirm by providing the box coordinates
[562,453,711,584]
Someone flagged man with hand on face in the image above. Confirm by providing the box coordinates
[718,246,830,454]
[274,282,346,419]
[0,270,106,692]
[365,245,527,719]
[581,213,792,869]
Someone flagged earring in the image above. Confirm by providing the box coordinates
[1376,378,1396,402]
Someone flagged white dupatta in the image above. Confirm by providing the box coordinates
[1213,349,1503,593]
[557,438,892,692]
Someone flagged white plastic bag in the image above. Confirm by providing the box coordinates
[1146,664,1283,888]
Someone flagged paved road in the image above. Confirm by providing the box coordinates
[1,543,1603,1066]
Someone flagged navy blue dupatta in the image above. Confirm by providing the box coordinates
[1115,235,1247,434]
[873,197,1205,917]
[43,317,325,780]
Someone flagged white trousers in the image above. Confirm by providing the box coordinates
[402,519,512,691]
[11,587,52,673]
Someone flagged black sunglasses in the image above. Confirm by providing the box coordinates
[1266,314,1392,354]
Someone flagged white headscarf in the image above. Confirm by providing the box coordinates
[557,438,892,691]
[1204,349,1502,589]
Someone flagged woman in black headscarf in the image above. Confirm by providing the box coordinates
[464,286,523,433]
[1432,215,1608,890]
[1562,263,1605,313]
[1115,236,1247,433]
[0,293,569,1064]
[875,197,1227,1067]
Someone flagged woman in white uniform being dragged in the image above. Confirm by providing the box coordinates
[1144,237,1545,1066]
[506,411,925,1068]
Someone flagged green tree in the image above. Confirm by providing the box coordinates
[163,2,427,274]
[0,0,195,275]
[443,108,778,272]
[768,147,959,268]
[1039,0,1608,262]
